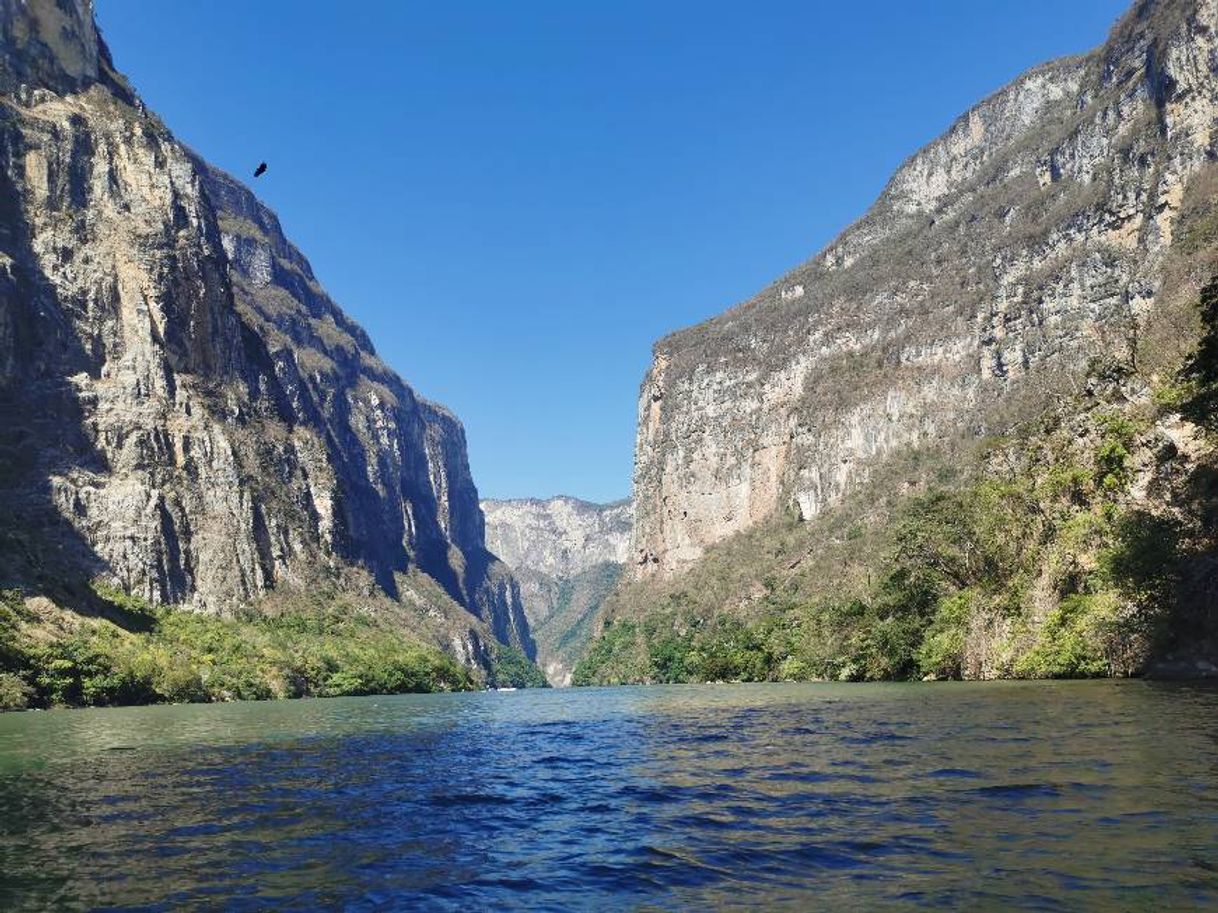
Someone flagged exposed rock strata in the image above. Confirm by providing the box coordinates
[0,0,533,664]
[632,0,1218,578]
[483,497,629,684]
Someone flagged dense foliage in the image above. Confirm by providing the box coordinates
[573,425,1172,684]
[487,643,549,689]
[0,587,479,709]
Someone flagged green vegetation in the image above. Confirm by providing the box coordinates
[574,420,1169,684]
[0,586,481,709]
[487,643,549,689]
[575,278,1218,686]
[528,562,623,682]
[0,671,33,711]
[1177,280,1218,434]
[1013,594,1118,679]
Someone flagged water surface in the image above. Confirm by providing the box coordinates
[1,681,1216,910]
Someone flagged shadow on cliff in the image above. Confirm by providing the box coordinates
[1166,453,1218,653]
[464,546,538,661]
[0,127,143,629]
[1162,276,1218,654]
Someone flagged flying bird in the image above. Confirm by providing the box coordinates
[253,161,267,178]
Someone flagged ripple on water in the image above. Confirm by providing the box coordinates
[0,682,1216,911]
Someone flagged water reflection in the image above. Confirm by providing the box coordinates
[0,682,1216,910]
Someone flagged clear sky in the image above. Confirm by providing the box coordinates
[95,0,1129,503]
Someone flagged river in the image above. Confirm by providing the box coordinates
[1,681,1216,910]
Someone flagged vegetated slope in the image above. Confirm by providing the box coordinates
[0,0,542,706]
[482,497,629,685]
[578,0,1218,684]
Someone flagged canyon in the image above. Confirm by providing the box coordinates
[483,496,629,685]
[577,0,1218,684]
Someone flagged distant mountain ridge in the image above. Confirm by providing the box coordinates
[482,497,629,684]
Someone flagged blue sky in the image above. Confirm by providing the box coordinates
[96,0,1129,503]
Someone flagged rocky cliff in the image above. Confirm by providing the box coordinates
[0,0,533,670]
[633,0,1218,579]
[573,0,1218,686]
[483,497,629,684]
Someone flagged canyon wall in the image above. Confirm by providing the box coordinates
[483,497,629,683]
[0,0,533,663]
[632,0,1217,578]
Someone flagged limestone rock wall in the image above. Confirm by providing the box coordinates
[483,497,630,683]
[0,0,532,659]
[633,0,1218,578]
[483,497,630,579]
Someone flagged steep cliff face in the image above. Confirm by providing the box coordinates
[483,497,631,579]
[483,497,629,684]
[633,0,1218,578]
[0,0,104,97]
[0,0,532,664]
[196,163,532,656]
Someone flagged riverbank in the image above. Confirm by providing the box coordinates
[0,587,545,711]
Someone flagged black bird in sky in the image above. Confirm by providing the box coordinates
[253,161,267,178]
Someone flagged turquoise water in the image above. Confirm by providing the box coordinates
[1,681,1216,910]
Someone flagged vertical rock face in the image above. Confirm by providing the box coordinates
[483,497,631,578]
[633,0,1218,578]
[0,0,532,660]
[0,0,101,95]
[482,497,630,683]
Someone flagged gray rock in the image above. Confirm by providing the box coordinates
[631,0,1218,579]
[482,497,630,684]
[0,0,533,666]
